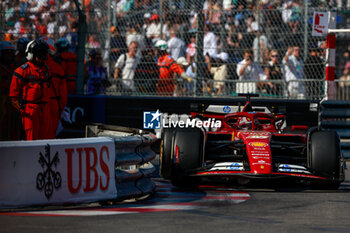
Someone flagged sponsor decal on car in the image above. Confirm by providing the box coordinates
[252,160,271,166]
[252,153,270,156]
[248,132,270,136]
[252,156,270,160]
[209,162,244,171]
[247,135,270,139]
[278,164,311,174]
[249,142,268,147]
[251,150,270,158]
[223,106,231,113]
[229,162,243,170]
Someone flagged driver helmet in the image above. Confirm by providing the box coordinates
[238,117,252,130]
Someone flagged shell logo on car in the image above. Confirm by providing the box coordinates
[249,142,268,147]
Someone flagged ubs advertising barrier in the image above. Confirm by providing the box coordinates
[0,137,116,208]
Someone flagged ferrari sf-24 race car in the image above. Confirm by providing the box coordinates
[160,94,345,189]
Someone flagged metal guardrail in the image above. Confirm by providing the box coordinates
[79,76,350,101]
[320,100,350,159]
[86,124,157,201]
[333,80,350,101]
[101,78,326,100]
[97,78,350,101]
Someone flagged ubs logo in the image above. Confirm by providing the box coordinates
[36,144,62,199]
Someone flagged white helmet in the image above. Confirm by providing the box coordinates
[154,40,167,51]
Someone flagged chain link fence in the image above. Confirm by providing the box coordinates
[1,0,350,99]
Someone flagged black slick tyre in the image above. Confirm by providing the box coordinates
[160,128,174,179]
[308,131,342,190]
[170,127,203,188]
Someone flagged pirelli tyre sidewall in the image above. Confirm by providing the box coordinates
[169,127,203,188]
[160,128,174,179]
[308,130,343,189]
[172,127,203,173]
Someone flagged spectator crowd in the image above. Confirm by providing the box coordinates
[1,0,349,100]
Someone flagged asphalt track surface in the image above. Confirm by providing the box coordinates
[1,160,350,233]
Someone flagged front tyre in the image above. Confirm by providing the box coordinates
[160,128,174,179]
[308,131,343,190]
[170,128,203,188]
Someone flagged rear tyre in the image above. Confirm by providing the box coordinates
[170,128,203,188]
[308,131,342,190]
[159,128,174,179]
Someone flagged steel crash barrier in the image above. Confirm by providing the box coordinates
[0,126,156,209]
[320,100,350,159]
[86,124,156,201]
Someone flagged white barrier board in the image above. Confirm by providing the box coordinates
[0,137,116,208]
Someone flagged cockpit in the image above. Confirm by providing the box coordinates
[224,113,277,131]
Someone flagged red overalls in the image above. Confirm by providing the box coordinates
[9,62,50,140]
[46,56,67,139]
[59,52,77,94]
[156,54,184,96]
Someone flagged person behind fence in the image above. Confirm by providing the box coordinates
[154,40,192,96]
[252,26,270,64]
[236,49,267,93]
[54,37,78,94]
[0,41,22,140]
[175,57,189,96]
[87,49,109,95]
[146,14,162,45]
[267,49,284,96]
[114,41,140,94]
[226,20,242,64]
[304,47,324,99]
[202,53,215,95]
[283,45,304,98]
[203,23,218,59]
[142,13,152,42]
[134,47,159,94]
[9,40,51,140]
[40,36,68,139]
[167,28,186,61]
[109,26,127,66]
[126,24,146,58]
[184,55,196,96]
[208,52,229,96]
[186,32,196,64]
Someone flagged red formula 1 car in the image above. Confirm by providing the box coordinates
[160,94,345,189]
